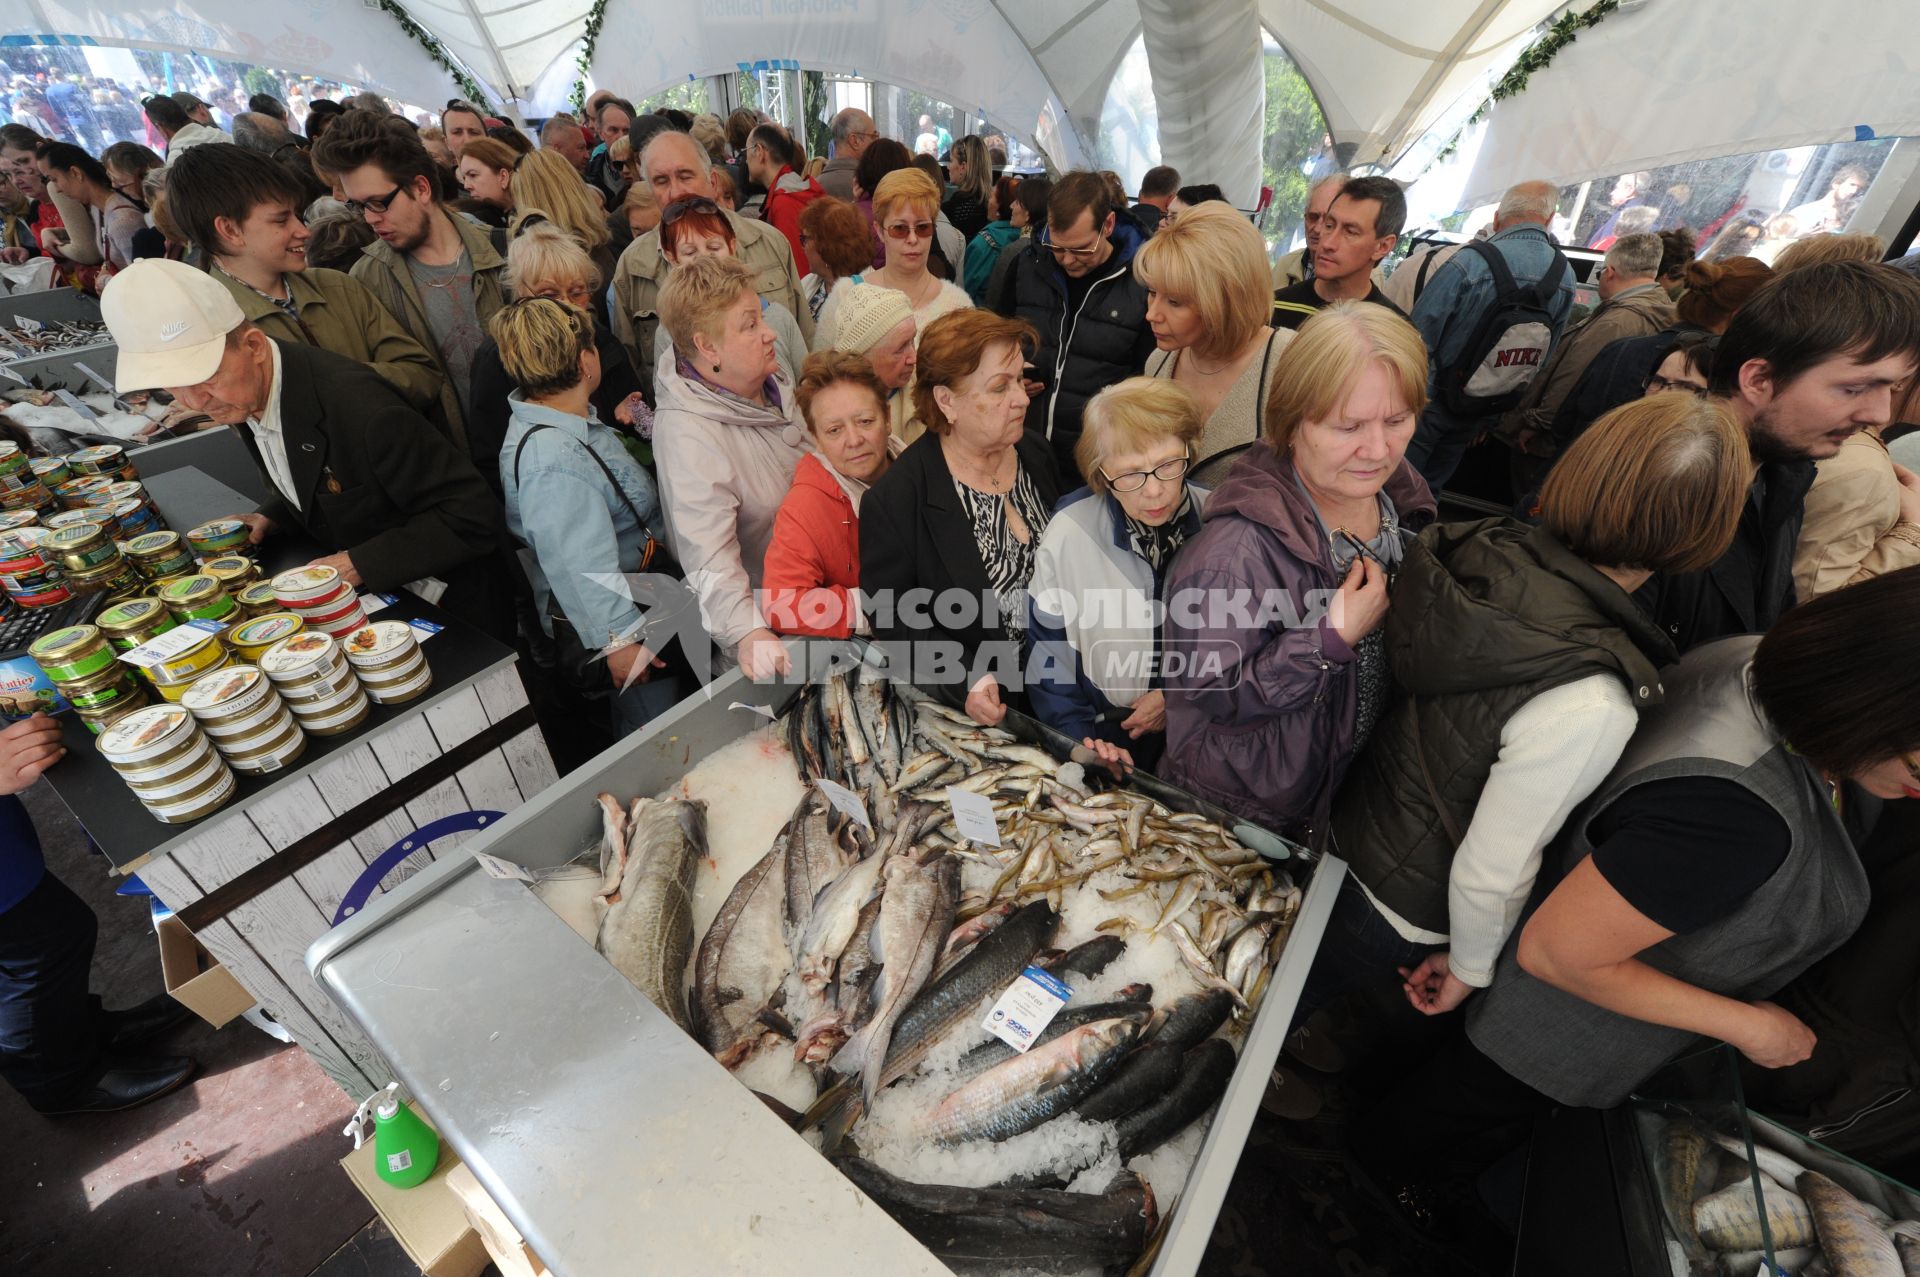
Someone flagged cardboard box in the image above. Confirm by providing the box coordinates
[341,1127,489,1277]
[445,1163,550,1277]
[155,914,255,1028]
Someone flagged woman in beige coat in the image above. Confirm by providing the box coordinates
[1793,378,1920,598]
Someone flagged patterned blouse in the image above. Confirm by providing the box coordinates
[955,465,1051,639]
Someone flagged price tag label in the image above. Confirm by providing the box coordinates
[815,777,871,831]
[119,619,226,669]
[385,1149,414,1174]
[407,619,443,643]
[472,851,535,882]
[945,785,1001,847]
[52,389,98,420]
[359,592,398,615]
[727,700,777,720]
[982,966,1072,1053]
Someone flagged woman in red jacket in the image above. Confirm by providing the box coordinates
[761,351,900,637]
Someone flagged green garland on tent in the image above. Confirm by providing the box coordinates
[1468,0,1620,125]
[375,0,490,108]
[569,0,611,118]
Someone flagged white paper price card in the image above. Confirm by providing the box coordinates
[119,619,226,669]
[815,777,871,830]
[945,785,1001,847]
[982,966,1073,1053]
[472,851,535,882]
[13,315,41,333]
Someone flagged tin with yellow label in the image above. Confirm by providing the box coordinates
[227,613,305,663]
[199,555,256,591]
[234,580,281,618]
[143,627,231,687]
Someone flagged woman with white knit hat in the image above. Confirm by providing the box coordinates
[827,282,926,445]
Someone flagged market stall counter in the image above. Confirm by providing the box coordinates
[309,642,1345,1277]
[31,425,557,1098]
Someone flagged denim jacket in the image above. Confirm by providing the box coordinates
[1407,224,1574,411]
[501,392,662,646]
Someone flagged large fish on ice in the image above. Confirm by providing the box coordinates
[596,797,704,1034]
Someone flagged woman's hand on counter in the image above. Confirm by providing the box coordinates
[1400,951,1474,1016]
[236,513,276,545]
[736,628,792,681]
[965,675,1006,727]
[0,713,66,795]
[1735,1000,1818,1069]
[307,552,363,587]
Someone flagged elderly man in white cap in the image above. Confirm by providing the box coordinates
[100,258,509,639]
[825,281,923,444]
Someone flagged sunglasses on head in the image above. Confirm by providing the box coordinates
[662,197,721,224]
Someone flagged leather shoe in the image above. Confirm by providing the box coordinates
[105,993,195,1051]
[33,1055,197,1116]
[1260,1062,1325,1122]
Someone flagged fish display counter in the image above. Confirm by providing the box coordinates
[309,641,1346,1276]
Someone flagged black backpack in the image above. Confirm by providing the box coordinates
[1432,239,1571,418]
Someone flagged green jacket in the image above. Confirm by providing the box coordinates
[213,265,443,418]
[349,210,508,452]
[1330,519,1675,933]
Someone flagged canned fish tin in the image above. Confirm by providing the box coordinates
[55,475,114,507]
[199,686,289,740]
[352,648,426,689]
[0,442,25,478]
[341,620,417,668]
[259,631,342,687]
[235,580,282,617]
[95,598,177,651]
[271,565,349,609]
[294,687,370,737]
[67,445,136,482]
[97,705,201,767]
[29,456,69,488]
[46,522,118,572]
[62,556,139,599]
[58,663,142,712]
[0,509,36,534]
[158,575,236,624]
[180,664,276,723]
[72,686,151,735]
[106,498,162,540]
[150,653,232,702]
[127,535,197,581]
[144,766,237,824]
[47,508,111,534]
[199,555,256,590]
[121,744,224,798]
[8,580,70,609]
[296,593,368,637]
[0,479,49,512]
[143,627,230,686]
[28,624,114,683]
[221,713,308,775]
[227,613,304,663]
[186,518,251,559]
[362,662,433,705]
[282,668,366,715]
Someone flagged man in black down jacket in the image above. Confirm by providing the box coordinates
[996,171,1155,480]
[1637,260,1920,651]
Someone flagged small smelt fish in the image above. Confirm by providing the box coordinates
[1798,1170,1903,1277]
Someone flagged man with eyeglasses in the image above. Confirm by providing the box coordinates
[998,170,1157,478]
[168,141,443,416]
[313,108,508,460]
[608,128,809,390]
[818,108,878,203]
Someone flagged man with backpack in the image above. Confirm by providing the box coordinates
[1404,180,1575,491]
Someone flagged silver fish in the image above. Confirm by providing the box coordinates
[831,853,958,1101]
[596,797,705,1034]
[692,845,789,1066]
[921,1015,1143,1144]
[592,792,628,901]
[784,789,853,940]
[794,853,887,994]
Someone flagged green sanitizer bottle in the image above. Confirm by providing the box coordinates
[345,1082,440,1189]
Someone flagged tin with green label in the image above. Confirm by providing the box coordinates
[159,575,236,624]
[96,597,177,651]
[28,624,114,684]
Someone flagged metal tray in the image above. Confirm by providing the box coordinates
[310,642,1342,1277]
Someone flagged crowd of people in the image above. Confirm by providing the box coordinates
[0,87,1916,1258]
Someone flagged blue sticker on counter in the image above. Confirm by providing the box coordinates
[0,655,69,721]
[407,620,443,642]
[1856,125,1877,140]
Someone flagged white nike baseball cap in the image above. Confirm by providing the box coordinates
[100,258,246,392]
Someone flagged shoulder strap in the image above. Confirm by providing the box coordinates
[1413,248,1441,301]
[512,422,648,529]
[1462,238,1518,296]
[1251,329,1279,438]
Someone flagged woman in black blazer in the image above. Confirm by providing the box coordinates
[860,309,1059,722]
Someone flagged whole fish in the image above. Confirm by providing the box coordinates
[835,1158,1155,1274]
[1075,1039,1184,1124]
[1116,1037,1236,1160]
[1043,935,1127,983]
[880,901,1058,1088]
[1651,1117,1717,1277]
[933,901,1017,977]
[595,797,704,1034]
[831,854,959,1101]
[923,1015,1145,1144]
[1799,1171,1902,1277]
[1708,1130,1808,1187]
[1692,1179,1817,1252]
[691,845,789,1065]
[1222,918,1275,995]
[592,792,628,901]
[793,893,887,1065]
[951,994,1156,1086]
[1147,988,1236,1053]
[794,853,887,992]
[783,790,853,940]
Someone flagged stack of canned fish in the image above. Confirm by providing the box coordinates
[225,612,305,665]
[95,705,236,825]
[67,445,137,484]
[179,665,307,775]
[341,620,433,704]
[0,527,69,609]
[53,475,113,508]
[45,520,141,599]
[83,480,166,540]
[270,566,367,638]
[140,622,232,702]
[258,632,369,736]
[198,554,256,593]
[233,580,280,618]
[0,442,54,519]
[27,623,148,733]
[123,530,198,585]
[158,574,238,627]
[94,597,177,653]
[185,518,251,562]
[29,455,69,491]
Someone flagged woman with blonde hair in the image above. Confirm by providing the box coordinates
[653,254,810,680]
[1136,201,1294,476]
[1161,302,1435,841]
[1770,231,1886,276]
[613,177,658,246]
[1027,377,1209,772]
[1272,392,1753,1117]
[489,296,673,736]
[510,147,617,288]
[816,167,971,350]
[942,134,993,241]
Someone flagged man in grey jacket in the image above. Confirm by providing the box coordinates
[817,108,876,203]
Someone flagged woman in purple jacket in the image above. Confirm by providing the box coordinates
[1160,302,1435,845]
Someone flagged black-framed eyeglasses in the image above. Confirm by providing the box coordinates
[1041,228,1103,259]
[1100,454,1190,493]
[344,182,407,217]
[1645,373,1709,398]
[661,196,721,225]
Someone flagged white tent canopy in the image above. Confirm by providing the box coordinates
[1462,0,1920,209]
[8,0,1595,200]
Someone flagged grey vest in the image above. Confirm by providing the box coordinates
[1465,636,1871,1108]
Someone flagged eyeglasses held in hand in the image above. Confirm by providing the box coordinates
[345,183,408,217]
[883,220,934,242]
[1100,454,1190,493]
